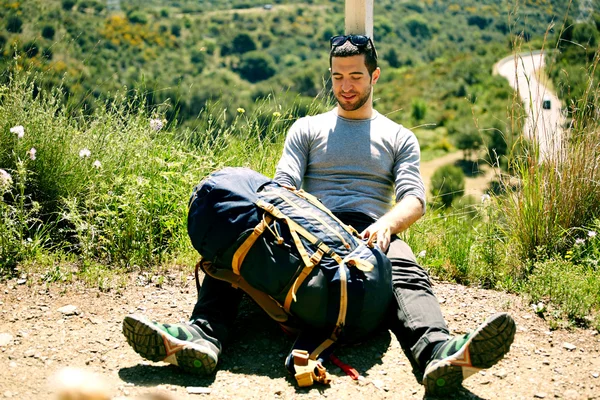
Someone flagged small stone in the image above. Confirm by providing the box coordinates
[58,305,79,316]
[480,379,491,385]
[372,379,385,390]
[493,369,507,379]
[592,372,599,379]
[0,333,13,347]
[563,342,576,351]
[24,349,35,358]
[563,389,580,399]
[17,279,26,285]
[9,362,17,368]
[186,387,211,394]
[3,391,13,398]
[542,360,550,366]
[534,393,546,398]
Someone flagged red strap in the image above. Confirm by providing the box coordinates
[329,354,360,380]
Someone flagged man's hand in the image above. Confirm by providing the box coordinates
[360,196,424,252]
[361,221,392,252]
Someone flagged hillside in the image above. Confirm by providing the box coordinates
[0,0,578,137]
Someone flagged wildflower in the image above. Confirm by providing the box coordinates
[79,148,91,158]
[28,147,36,160]
[532,301,545,313]
[10,125,24,138]
[272,111,281,118]
[481,193,491,203]
[417,250,427,258]
[0,168,12,191]
[588,230,597,238]
[150,118,164,131]
[575,238,585,245]
[93,160,102,169]
[237,108,245,114]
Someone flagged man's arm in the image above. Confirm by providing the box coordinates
[361,195,423,252]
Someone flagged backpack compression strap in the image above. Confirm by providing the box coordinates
[195,259,290,323]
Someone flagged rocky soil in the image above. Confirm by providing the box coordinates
[1,271,599,400]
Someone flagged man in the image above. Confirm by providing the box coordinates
[123,35,515,396]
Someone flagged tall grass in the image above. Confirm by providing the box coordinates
[0,69,329,281]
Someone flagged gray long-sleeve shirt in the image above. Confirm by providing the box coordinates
[274,109,426,220]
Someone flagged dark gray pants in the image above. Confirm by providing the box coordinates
[190,212,449,372]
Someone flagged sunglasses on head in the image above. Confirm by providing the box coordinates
[330,35,378,59]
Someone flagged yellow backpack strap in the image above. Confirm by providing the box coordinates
[231,214,273,275]
[196,259,290,323]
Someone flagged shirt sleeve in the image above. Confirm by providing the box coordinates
[273,118,310,189]
[393,128,427,214]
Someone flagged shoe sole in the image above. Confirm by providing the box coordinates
[122,314,218,375]
[423,312,516,397]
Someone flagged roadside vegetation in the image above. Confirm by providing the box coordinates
[1,0,599,331]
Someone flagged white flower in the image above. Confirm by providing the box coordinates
[417,250,427,258]
[481,194,491,203]
[588,231,597,238]
[0,168,12,191]
[532,301,545,313]
[28,147,36,160]
[10,125,24,138]
[79,148,91,158]
[150,118,164,131]
[575,238,585,245]
[93,160,102,169]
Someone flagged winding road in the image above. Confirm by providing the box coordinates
[495,51,566,161]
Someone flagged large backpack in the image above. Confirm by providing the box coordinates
[187,167,392,384]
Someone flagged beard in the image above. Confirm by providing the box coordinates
[335,85,372,112]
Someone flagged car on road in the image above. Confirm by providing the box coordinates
[542,97,551,110]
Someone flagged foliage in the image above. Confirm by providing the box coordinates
[430,164,465,208]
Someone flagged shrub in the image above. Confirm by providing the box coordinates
[42,25,56,40]
[430,164,465,208]
[6,15,23,33]
[62,0,77,11]
[237,51,276,83]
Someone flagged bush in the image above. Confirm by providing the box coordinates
[430,164,465,208]
[6,15,23,33]
[42,25,56,40]
[237,51,276,83]
[62,0,77,11]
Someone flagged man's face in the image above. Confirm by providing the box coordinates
[331,55,380,115]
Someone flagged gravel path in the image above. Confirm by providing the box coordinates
[1,271,599,399]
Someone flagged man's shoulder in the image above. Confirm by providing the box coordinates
[373,110,415,138]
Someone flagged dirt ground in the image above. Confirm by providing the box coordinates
[1,269,599,400]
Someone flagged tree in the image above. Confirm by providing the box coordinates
[232,33,257,55]
[411,98,427,123]
[455,126,482,160]
[42,25,56,40]
[237,51,276,83]
[6,15,23,33]
[430,164,465,208]
[61,0,77,11]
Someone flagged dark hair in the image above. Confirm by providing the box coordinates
[329,40,378,76]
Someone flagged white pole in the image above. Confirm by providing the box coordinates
[345,0,374,38]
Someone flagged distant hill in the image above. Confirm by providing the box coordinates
[0,0,594,153]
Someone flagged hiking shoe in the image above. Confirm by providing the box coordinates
[423,312,516,397]
[122,314,220,375]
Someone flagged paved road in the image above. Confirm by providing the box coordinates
[495,52,565,161]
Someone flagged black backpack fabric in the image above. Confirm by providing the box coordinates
[187,167,393,356]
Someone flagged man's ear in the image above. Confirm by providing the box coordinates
[372,67,381,84]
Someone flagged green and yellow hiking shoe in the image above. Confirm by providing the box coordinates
[122,314,220,375]
[423,312,516,397]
